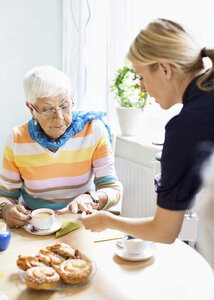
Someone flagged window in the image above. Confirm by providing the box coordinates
[63,0,214,134]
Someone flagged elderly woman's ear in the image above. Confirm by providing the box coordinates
[26,102,36,119]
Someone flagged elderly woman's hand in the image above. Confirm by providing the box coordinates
[2,204,31,228]
[80,210,109,232]
[55,194,99,215]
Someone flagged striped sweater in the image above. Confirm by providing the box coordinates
[0,119,122,210]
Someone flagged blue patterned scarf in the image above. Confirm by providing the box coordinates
[28,110,112,150]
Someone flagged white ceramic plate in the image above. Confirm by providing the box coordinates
[18,258,96,291]
[115,241,155,261]
[24,218,63,236]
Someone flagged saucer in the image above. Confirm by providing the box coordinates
[24,218,63,236]
[115,241,155,261]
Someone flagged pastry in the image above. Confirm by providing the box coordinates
[59,258,92,284]
[38,248,65,272]
[35,253,51,266]
[74,249,83,259]
[16,255,42,271]
[46,242,75,259]
[17,242,94,290]
[25,266,60,290]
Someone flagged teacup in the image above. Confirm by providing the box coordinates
[122,235,146,255]
[31,208,55,230]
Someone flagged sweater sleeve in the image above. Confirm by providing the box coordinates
[92,120,123,209]
[0,130,22,203]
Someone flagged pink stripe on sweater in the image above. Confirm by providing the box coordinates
[1,168,21,181]
[24,171,92,189]
[93,157,112,168]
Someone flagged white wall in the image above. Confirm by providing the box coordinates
[0,0,62,160]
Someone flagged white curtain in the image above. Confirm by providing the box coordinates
[62,0,109,110]
[62,0,132,114]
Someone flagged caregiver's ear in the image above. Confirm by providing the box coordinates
[158,62,172,79]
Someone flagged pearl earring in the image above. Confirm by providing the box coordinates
[34,119,38,126]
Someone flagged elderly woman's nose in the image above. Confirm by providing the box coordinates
[55,108,64,119]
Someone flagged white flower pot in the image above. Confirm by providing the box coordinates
[115,106,143,136]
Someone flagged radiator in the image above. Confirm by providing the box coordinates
[115,157,157,218]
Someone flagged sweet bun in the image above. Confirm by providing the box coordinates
[74,249,83,259]
[35,253,51,266]
[39,248,65,264]
[46,242,75,259]
[16,255,41,271]
[25,266,60,290]
[59,258,92,284]
[38,248,65,272]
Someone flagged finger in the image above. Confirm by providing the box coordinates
[78,201,93,214]
[55,206,70,215]
[20,208,32,216]
[15,207,31,221]
[70,202,79,214]
[9,224,22,229]
[92,202,99,210]
[17,205,27,214]
[17,205,32,218]
[80,211,87,220]
[8,217,26,228]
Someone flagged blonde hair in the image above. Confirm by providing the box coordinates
[23,65,71,104]
[127,18,214,92]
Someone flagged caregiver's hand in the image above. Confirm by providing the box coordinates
[2,204,31,228]
[80,210,109,232]
[55,194,99,215]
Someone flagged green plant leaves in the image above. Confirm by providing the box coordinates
[110,63,149,110]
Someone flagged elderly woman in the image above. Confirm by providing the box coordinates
[81,18,214,244]
[0,65,122,228]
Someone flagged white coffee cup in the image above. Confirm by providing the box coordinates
[122,235,146,255]
[31,208,55,230]
[0,222,7,234]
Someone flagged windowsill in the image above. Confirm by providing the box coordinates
[112,103,183,168]
[115,131,163,169]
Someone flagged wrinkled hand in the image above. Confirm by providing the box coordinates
[3,204,31,228]
[55,194,99,215]
[80,210,109,232]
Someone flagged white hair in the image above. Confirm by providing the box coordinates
[23,65,71,104]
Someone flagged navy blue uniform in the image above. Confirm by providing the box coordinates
[156,74,214,210]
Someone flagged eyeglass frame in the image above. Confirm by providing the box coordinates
[29,96,74,118]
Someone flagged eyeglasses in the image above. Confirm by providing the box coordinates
[30,99,74,117]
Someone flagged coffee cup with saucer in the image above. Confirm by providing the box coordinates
[24,208,62,235]
[115,234,155,261]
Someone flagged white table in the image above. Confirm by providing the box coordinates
[0,215,214,300]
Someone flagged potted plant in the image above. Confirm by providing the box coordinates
[110,63,149,135]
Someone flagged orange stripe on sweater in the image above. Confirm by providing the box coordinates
[13,122,36,144]
[93,144,112,161]
[19,160,92,180]
[3,157,19,173]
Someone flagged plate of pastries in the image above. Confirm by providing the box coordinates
[16,242,96,290]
